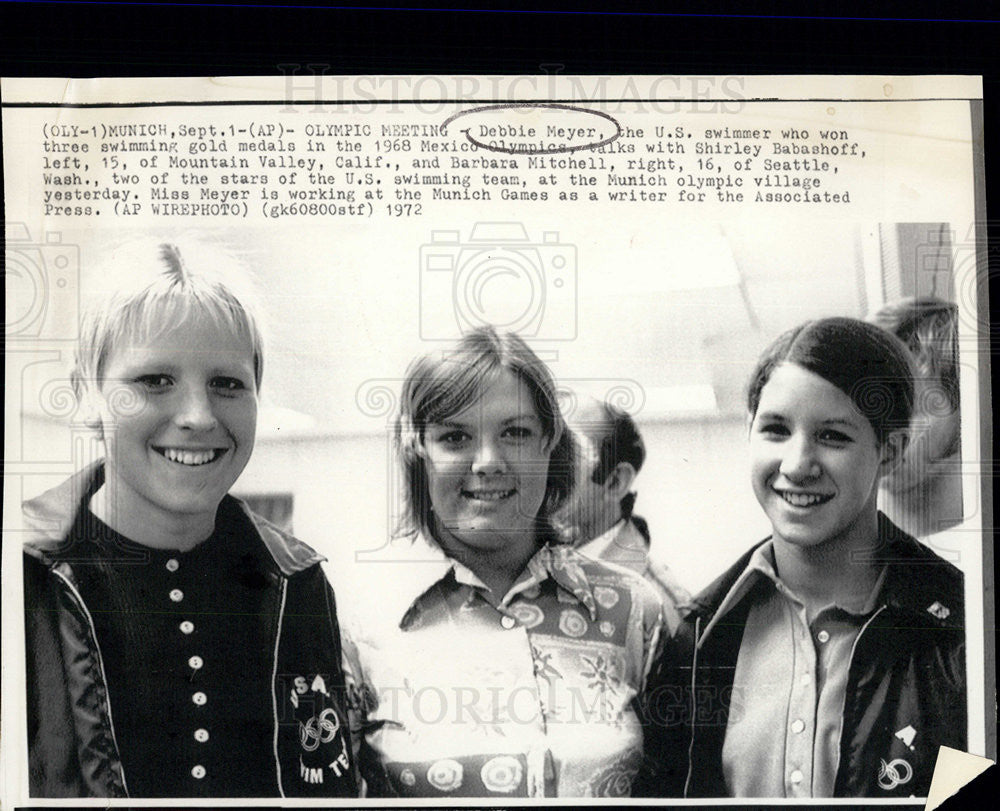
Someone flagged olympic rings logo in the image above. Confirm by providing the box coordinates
[878,758,913,790]
[299,708,341,752]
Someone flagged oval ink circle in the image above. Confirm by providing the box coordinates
[441,103,621,156]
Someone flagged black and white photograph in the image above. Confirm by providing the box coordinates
[2,72,993,805]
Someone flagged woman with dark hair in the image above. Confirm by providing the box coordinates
[340,327,664,798]
[639,317,965,799]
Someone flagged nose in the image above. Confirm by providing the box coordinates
[174,384,218,432]
[470,437,507,475]
[779,433,820,482]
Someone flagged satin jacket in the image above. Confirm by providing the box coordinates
[22,462,358,798]
[638,514,965,799]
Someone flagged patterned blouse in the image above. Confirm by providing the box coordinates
[340,535,664,798]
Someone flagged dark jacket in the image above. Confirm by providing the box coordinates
[638,514,965,799]
[22,462,358,798]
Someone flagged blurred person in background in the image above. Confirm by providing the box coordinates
[870,298,963,539]
[553,395,689,633]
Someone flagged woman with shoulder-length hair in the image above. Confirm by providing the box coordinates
[638,317,965,799]
[340,326,664,799]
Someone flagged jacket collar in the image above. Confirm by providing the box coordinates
[694,541,775,645]
[382,534,599,630]
[864,512,964,628]
[21,460,323,577]
[688,513,964,640]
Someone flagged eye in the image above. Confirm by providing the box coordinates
[133,374,172,390]
[211,376,249,395]
[502,425,534,441]
[819,429,853,444]
[437,429,470,445]
[756,421,789,438]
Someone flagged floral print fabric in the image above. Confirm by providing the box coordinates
[340,538,663,797]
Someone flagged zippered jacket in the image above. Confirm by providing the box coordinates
[21,462,358,798]
[637,514,965,798]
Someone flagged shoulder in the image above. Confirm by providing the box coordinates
[220,496,326,577]
[876,514,965,628]
[684,541,765,621]
[896,541,964,596]
[644,558,692,609]
[22,464,104,560]
[23,549,55,605]
[571,548,665,626]
[336,534,455,638]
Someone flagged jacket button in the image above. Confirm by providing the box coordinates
[817,630,830,644]
[194,728,209,743]
[791,719,805,734]
[500,615,517,630]
[789,769,804,785]
[180,620,195,634]
[189,655,204,670]
[166,558,180,572]
[169,589,184,602]
[192,691,207,706]
[191,764,206,779]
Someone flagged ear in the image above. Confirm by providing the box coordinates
[877,429,909,476]
[604,461,637,498]
[410,431,429,460]
[74,375,105,434]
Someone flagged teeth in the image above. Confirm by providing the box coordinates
[162,448,219,466]
[465,490,514,501]
[780,491,828,507]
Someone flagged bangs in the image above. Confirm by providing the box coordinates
[748,317,914,443]
[71,239,266,400]
[98,282,263,388]
[394,326,572,538]
[413,351,503,426]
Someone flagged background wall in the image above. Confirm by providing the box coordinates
[11,221,965,596]
[234,417,765,595]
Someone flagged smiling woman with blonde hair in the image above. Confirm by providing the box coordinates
[22,239,356,799]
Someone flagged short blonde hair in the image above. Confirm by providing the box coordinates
[72,239,265,397]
